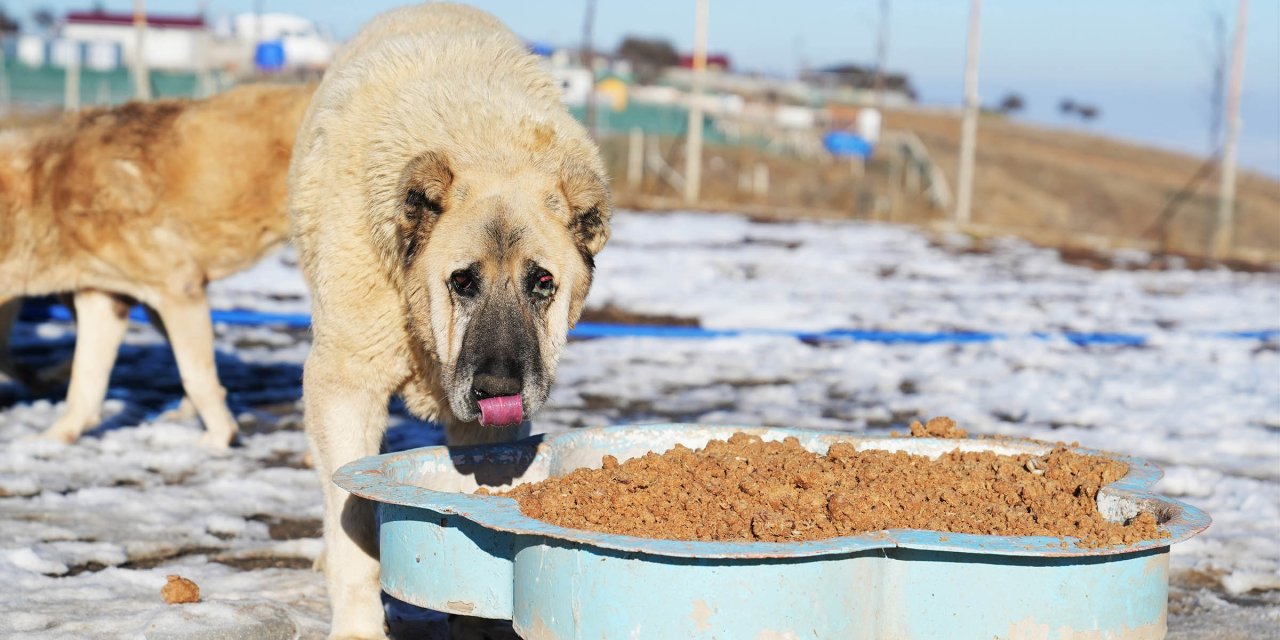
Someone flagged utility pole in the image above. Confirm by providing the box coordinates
[1212,0,1248,258]
[873,0,889,106]
[132,0,151,100]
[581,0,597,137]
[953,0,982,226]
[684,0,710,204]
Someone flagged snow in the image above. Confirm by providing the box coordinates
[3,210,1278,638]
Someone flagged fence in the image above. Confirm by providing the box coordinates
[0,59,210,109]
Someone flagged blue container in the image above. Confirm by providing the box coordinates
[254,41,285,72]
[335,424,1210,639]
[823,130,874,158]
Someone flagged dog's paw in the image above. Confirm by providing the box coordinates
[31,427,77,445]
[157,397,198,422]
[327,626,388,640]
[198,430,237,450]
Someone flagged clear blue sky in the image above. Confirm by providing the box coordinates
[12,0,1280,176]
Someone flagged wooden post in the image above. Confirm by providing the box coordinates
[1212,0,1249,258]
[96,78,111,105]
[0,46,10,117]
[132,0,151,100]
[628,127,644,188]
[684,0,710,204]
[953,0,982,226]
[64,42,81,112]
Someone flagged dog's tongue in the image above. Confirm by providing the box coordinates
[478,395,523,427]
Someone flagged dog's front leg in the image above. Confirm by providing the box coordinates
[140,304,197,421]
[151,287,240,448]
[305,346,394,640]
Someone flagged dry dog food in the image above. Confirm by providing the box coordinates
[490,419,1164,547]
[161,575,200,604]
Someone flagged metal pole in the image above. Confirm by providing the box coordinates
[1212,0,1248,258]
[684,0,709,204]
[132,0,151,100]
[953,0,982,225]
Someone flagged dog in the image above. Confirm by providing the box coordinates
[0,83,314,446]
[288,4,611,637]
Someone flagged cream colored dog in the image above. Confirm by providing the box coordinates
[289,4,611,638]
[0,83,314,446]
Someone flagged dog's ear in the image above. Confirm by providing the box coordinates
[403,151,453,222]
[398,151,453,264]
[558,159,611,264]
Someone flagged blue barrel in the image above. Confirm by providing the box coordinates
[254,41,286,72]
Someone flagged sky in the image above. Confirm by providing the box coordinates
[10,0,1280,176]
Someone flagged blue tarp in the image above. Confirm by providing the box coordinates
[822,131,874,159]
[17,302,1278,348]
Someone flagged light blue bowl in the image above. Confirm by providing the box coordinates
[334,424,1210,639]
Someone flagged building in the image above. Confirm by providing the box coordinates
[213,13,335,70]
[60,10,207,71]
[678,53,732,72]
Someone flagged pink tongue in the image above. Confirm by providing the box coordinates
[478,395,523,427]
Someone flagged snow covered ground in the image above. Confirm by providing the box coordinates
[2,210,1278,638]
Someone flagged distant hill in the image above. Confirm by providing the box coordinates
[883,108,1280,262]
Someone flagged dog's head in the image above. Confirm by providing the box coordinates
[393,146,609,427]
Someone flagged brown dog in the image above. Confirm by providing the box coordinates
[289,4,611,637]
[0,83,314,446]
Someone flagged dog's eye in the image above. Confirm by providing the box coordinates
[528,269,555,300]
[449,269,478,297]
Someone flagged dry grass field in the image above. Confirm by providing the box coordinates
[602,108,1279,265]
[884,108,1280,262]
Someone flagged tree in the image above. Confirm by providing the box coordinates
[1077,104,1100,122]
[32,6,56,33]
[1058,98,1076,117]
[997,93,1025,115]
[0,7,19,34]
[617,36,679,85]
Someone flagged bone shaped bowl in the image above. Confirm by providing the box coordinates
[334,423,1210,639]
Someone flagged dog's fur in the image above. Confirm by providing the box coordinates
[0,83,315,446]
[289,4,611,637]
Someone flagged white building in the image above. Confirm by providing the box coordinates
[549,66,593,106]
[60,10,206,71]
[214,13,335,69]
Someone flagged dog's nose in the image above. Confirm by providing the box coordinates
[472,357,522,399]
